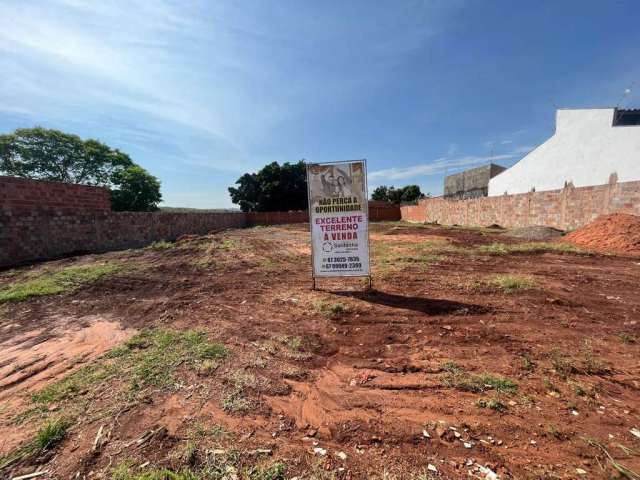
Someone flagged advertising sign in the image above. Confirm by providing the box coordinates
[306,160,370,278]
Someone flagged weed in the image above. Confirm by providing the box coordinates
[618,332,638,344]
[0,263,121,303]
[570,382,587,397]
[441,361,462,374]
[520,395,535,407]
[276,335,302,351]
[221,388,252,413]
[246,462,287,480]
[522,354,535,372]
[549,347,611,378]
[177,441,198,466]
[197,359,220,376]
[231,370,271,392]
[0,417,71,472]
[546,424,567,440]
[486,274,537,293]
[34,416,72,450]
[148,240,175,250]
[112,464,200,480]
[218,239,238,250]
[442,366,517,394]
[543,377,560,393]
[281,365,308,380]
[582,437,640,480]
[112,460,287,480]
[550,349,577,379]
[619,332,637,344]
[476,396,507,412]
[190,422,231,440]
[314,300,349,317]
[580,349,611,375]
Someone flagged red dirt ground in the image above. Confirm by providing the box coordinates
[562,213,640,256]
[0,223,639,479]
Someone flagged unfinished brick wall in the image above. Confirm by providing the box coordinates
[1,177,402,267]
[400,180,640,230]
[0,176,111,214]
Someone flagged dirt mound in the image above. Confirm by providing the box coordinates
[504,225,565,241]
[562,213,640,255]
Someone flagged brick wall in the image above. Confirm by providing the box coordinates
[0,176,111,214]
[400,180,640,229]
[0,177,402,267]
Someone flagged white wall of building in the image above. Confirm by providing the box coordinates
[488,108,640,196]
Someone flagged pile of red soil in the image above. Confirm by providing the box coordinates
[562,213,640,255]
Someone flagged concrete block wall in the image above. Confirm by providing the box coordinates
[400,180,640,230]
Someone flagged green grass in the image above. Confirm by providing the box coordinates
[148,240,175,250]
[441,363,517,394]
[0,417,71,472]
[111,461,286,480]
[476,242,581,255]
[0,263,122,303]
[486,274,537,293]
[32,329,228,406]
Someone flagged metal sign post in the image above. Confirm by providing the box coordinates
[306,159,371,290]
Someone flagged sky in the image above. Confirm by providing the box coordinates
[1,1,639,208]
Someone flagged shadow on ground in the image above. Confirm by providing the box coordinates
[331,289,489,315]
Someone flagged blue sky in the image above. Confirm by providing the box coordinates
[1,0,639,208]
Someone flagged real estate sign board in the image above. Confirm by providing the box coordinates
[306,160,370,278]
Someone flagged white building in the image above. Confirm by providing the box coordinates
[488,108,640,196]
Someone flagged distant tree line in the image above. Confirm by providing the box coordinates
[229,161,426,211]
[371,184,425,204]
[0,127,161,211]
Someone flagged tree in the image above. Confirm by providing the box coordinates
[370,184,424,204]
[371,185,390,202]
[110,166,162,212]
[0,127,134,185]
[229,161,307,212]
[0,126,162,211]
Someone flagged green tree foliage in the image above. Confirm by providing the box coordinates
[228,160,307,212]
[371,184,425,204]
[0,126,162,211]
[110,166,162,212]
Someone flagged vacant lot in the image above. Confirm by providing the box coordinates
[1,223,639,479]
